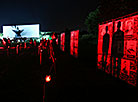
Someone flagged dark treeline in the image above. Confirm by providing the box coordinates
[84,0,138,40]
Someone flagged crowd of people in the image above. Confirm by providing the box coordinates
[0,36,57,59]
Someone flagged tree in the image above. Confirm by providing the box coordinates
[85,7,103,37]
[85,0,138,37]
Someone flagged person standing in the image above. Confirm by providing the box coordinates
[102,26,110,71]
[111,21,124,77]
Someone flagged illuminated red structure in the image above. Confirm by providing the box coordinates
[97,12,138,86]
[60,33,65,51]
[70,30,79,58]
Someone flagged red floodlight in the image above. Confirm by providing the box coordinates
[45,75,51,82]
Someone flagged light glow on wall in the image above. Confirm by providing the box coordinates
[60,33,65,51]
[70,30,79,58]
[97,13,138,86]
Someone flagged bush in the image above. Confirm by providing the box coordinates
[79,34,98,45]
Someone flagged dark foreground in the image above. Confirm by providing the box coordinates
[0,46,137,102]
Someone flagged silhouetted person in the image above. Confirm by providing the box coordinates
[29,38,33,45]
[2,38,6,47]
[7,38,11,47]
[44,38,46,46]
[47,39,50,48]
[102,26,110,71]
[34,40,37,47]
[111,21,124,77]
[40,38,44,46]
[12,27,24,37]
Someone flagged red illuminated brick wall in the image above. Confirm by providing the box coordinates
[70,30,79,58]
[97,13,138,86]
[60,33,65,51]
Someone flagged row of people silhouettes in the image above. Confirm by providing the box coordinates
[102,21,124,78]
[1,38,11,48]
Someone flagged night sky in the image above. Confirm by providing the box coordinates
[0,0,98,32]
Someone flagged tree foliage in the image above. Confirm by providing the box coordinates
[85,0,138,37]
[85,7,102,37]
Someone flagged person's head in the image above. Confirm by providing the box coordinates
[106,26,108,33]
[117,21,121,30]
